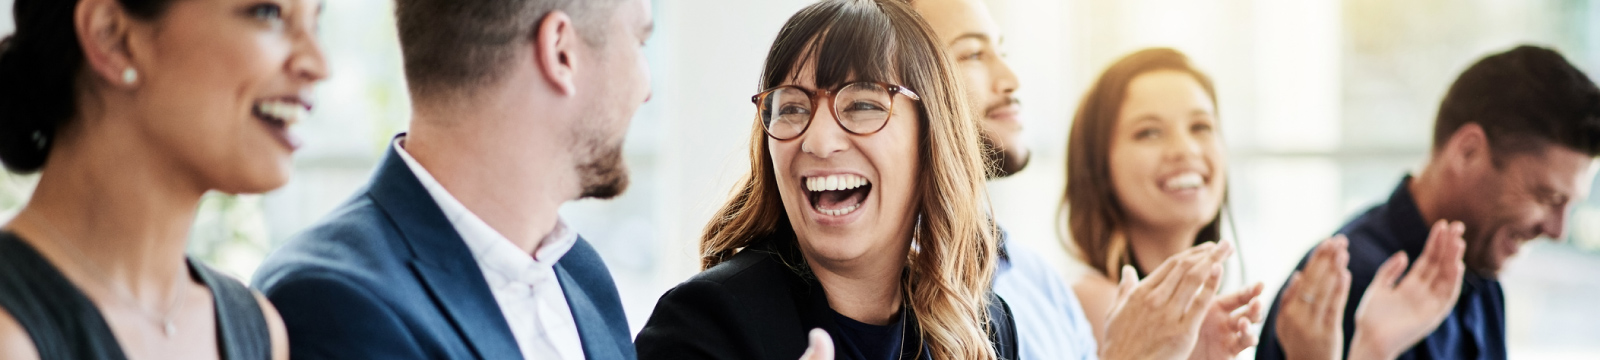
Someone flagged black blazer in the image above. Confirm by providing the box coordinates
[635,233,1018,360]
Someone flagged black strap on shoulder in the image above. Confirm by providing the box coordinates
[0,231,127,360]
[191,259,272,360]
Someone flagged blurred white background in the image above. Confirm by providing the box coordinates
[2,0,1599,358]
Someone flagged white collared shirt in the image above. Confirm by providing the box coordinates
[394,137,586,360]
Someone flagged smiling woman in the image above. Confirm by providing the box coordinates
[634,0,1011,360]
[0,0,326,359]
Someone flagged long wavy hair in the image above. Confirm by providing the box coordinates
[1061,48,1227,280]
[699,1,999,359]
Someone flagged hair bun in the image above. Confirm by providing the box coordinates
[0,33,53,173]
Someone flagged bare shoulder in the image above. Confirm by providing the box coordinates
[1072,271,1118,340]
[0,307,40,360]
[1072,272,1118,312]
[253,291,289,360]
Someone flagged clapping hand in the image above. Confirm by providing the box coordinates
[1349,220,1466,360]
[797,328,833,360]
[1275,236,1353,360]
[1100,241,1232,360]
[1188,281,1265,360]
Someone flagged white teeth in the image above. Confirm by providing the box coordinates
[805,174,869,192]
[818,203,860,216]
[254,100,308,127]
[1164,173,1204,190]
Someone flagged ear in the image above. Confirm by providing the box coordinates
[533,11,579,97]
[74,0,140,88]
[1442,123,1492,174]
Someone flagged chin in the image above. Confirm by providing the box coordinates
[799,236,873,264]
[214,161,294,194]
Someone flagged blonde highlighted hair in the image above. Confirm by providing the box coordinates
[699,1,1000,359]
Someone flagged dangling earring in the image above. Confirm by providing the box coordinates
[122,68,138,85]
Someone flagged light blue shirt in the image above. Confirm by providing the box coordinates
[993,236,1099,360]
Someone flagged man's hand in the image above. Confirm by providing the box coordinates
[1349,220,1466,360]
[798,328,833,360]
[1100,241,1232,360]
[1188,281,1265,360]
[1275,236,1353,360]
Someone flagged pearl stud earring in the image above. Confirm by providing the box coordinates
[122,68,138,85]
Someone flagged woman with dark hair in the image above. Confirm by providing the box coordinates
[0,0,326,358]
[634,0,1015,359]
[1063,48,1468,360]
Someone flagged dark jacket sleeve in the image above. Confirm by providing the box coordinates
[263,274,430,360]
[636,279,766,360]
[991,294,1020,360]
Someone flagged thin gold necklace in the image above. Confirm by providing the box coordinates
[26,215,188,337]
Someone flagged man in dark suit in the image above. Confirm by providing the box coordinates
[252,0,655,359]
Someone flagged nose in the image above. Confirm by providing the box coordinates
[289,27,330,83]
[1540,208,1570,241]
[1165,128,1204,161]
[991,56,1018,96]
[800,100,850,158]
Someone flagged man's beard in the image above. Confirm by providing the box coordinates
[576,137,629,200]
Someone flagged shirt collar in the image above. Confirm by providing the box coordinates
[392,135,578,280]
[1386,175,1433,256]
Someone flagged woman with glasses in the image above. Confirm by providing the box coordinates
[0,0,326,358]
[634,0,1015,359]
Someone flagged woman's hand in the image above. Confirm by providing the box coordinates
[1188,282,1265,360]
[1100,241,1232,360]
[798,328,834,360]
[1274,236,1353,360]
[1349,220,1465,360]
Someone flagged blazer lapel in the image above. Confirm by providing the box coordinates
[367,142,523,360]
[555,263,622,360]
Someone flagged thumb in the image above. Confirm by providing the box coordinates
[799,328,833,360]
[1116,265,1138,303]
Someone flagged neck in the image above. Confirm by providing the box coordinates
[1409,166,1449,226]
[806,245,909,326]
[405,94,575,254]
[1124,222,1201,274]
[6,113,204,303]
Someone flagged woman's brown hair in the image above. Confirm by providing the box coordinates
[1061,47,1225,280]
[699,0,999,359]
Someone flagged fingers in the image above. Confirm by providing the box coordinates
[1152,242,1215,302]
[1116,265,1138,305]
[1185,263,1224,323]
[1217,282,1264,312]
[1232,317,1259,352]
[1323,268,1352,327]
[1410,220,1449,285]
[1372,251,1409,289]
[798,328,833,360]
[1281,271,1304,312]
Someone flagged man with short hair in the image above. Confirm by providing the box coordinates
[1257,45,1600,360]
[252,0,654,359]
[911,1,1260,359]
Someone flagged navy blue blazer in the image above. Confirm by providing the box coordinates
[252,145,636,360]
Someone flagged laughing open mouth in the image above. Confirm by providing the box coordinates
[252,99,309,129]
[805,174,872,216]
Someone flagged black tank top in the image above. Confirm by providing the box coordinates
[0,231,271,359]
